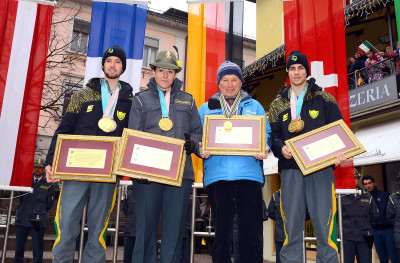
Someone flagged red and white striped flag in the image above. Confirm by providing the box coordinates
[284,0,354,189]
[0,0,53,188]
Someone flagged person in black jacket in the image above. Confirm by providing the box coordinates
[122,185,136,263]
[387,173,400,259]
[45,46,133,263]
[267,190,284,263]
[194,200,209,254]
[342,169,378,263]
[14,159,55,263]
[268,50,352,263]
[347,51,367,89]
[362,175,400,263]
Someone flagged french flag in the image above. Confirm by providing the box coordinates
[0,0,53,188]
[84,0,148,94]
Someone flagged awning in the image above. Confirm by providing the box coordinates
[353,118,400,166]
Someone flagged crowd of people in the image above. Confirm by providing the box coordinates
[11,45,400,263]
[347,42,400,89]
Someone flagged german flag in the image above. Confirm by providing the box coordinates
[187,1,244,182]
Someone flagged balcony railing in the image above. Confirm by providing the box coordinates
[347,56,398,90]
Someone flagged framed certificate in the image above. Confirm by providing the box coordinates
[201,115,266,156]
[114,129,186,187]
[51,134,120,182]
[285,119,366,176]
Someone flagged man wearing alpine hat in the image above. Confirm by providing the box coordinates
[128,50,202,263]
[45,45,133,263]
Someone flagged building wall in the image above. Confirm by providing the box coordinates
[256,0,284,59]
[37,2,256,158]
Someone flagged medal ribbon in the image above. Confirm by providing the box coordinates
[157,86,171,118]
[219,92,242,118]
[101,80,121,118]
[290,84,307,120]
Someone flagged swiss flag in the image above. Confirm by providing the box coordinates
[0,0,53,187]
[284,0,354,189]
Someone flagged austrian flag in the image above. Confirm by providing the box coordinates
[0,0,53,187]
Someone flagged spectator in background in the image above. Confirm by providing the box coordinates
[342,169,378,263]
[14,158,55,263]
[362,175,400,263]
[387,172,400,259]
[380,42,400,76]
[267,189,284,263]
[181,196,200,263]
[348,51,368,88]
[194,201,209,254]
[365,50,385,83]
[122,185,136,263]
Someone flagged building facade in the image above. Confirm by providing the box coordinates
[36,0,256,160]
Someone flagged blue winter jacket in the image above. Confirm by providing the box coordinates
[198,90,272,187]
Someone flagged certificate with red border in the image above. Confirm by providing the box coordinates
[114,129,186,187]
[201,115,266,156]
[52,134,119,182]
[285,119,366,176]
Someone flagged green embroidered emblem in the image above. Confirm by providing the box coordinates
[309,110,319,119]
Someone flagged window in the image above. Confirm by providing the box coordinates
[142,36,159,68]
[70,19,90,54]
[61,79,83,117]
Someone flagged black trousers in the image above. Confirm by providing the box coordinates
[206,180,263,263]
[14,225,45,263]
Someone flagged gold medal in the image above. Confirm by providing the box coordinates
[98,117,117,132]
[224,121,232,130]
[288,119,304,133]
[159,118,173,131]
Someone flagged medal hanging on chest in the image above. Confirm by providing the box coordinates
[219,92,241,131]
[98,80,121,133]
[157,87,173,131]
[288,85,307,133]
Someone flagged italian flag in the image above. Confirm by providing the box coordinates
[0,0,53,187]
[357,40,374,56]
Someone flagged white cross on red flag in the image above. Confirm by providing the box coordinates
[284,0,354,189]
[0,0,53,188]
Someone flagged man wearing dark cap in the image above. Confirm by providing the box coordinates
[15,159,55,263]
[198,61,271,263]
[342,169,378,263]
[45,45,133,263]
[128,50,202,263]
[387,172,400,259]
[268,50,351,262]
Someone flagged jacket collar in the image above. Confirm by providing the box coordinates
[278,78,321,100]
[86,78,133,100]
[147,77,183,96]
[208,90,252,110]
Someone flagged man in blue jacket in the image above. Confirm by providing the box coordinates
[387,173,400,259]
[342,170,378,263]
[198,61,271,263]
[362,175,399,263]
[15,158,55,263]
